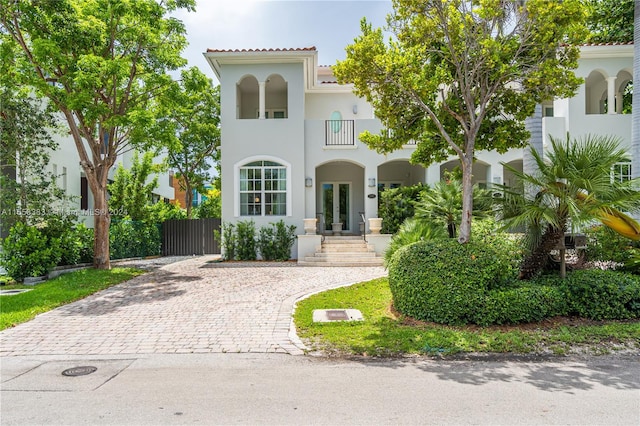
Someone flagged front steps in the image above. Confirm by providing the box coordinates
[298,236,384,267]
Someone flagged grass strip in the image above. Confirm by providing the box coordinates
[294,277,640,357]
[0,268,143,330]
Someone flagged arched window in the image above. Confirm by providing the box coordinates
[239,160,288,216]
[236,75,259,119]
[584,70,607,114]
[264,74,287,119]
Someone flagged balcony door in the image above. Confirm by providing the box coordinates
[322,182,351,232]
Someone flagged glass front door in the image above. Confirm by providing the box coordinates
[322,182,350,232]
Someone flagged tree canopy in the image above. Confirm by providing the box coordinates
[0,0,195,268]
[151,67,221,219]
[585,0,634,43]
[334,0,586,243]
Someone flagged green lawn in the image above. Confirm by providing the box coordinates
[294,277,640,357]
[0,268,143,330]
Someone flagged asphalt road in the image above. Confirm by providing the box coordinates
[1,353,638,425]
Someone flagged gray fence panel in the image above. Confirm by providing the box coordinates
[162,218,221,255]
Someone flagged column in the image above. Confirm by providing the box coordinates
[258,81,266,119]
[607,76,616,114]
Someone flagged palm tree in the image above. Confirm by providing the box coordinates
[415,178,493,238]
[499,134,640,279]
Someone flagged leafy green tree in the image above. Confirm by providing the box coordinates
[152,67,221,219]
[108,151,159,222]
[0,89,66,234]
[0,0,195,268]
[499,135,640,279]
[333,0,586,243]
[194,188,221,219]
[585,0,633,43]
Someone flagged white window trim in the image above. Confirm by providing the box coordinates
[234,155,292,217]
[611,162,632,183]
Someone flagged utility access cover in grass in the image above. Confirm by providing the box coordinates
[312,309,364,323]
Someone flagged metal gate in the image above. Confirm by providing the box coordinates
[162,218,221,255]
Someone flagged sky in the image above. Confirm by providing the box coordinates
[172,0,392,83]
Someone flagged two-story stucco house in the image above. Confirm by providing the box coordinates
[204,43,633,263]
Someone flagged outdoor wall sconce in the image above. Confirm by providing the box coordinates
[305,177,313,187]
[353,104,358,115]
[368,178,376,187]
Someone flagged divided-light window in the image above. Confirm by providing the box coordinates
[612,162,632,183]
[240,161,286,216]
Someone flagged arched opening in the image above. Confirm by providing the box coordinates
[440,159,489,188]
[503,159,523,189]
[616,70,632,114]
[236,75,259,119]
[265,74,288,119]
[585,70,607,114]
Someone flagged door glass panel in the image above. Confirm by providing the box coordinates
[339,183,349,230]
[322,183,333,230]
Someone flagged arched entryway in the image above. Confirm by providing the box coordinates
[315,161,364,234]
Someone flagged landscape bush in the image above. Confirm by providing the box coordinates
[378,184,429,234]
[560,270,640,320]
[235,220,257,260]
[475,283,569,326]
[585,225,637,263]
[383,218,446,266]
[0,222,61,282]
[257,220,296,261]
[388,239,516,325]
[109,219,161,259]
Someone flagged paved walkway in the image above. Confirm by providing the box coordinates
[0,257,386,356]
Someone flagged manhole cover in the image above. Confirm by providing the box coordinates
[0,289,33,296]
[326,310,350,320]
[62,366,97,377]
[312,309,364,323]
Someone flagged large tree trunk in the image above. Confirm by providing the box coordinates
[458,154,474,244]
[92,188,111,269]
[185,180,194,219]
[519,223,565,280]
[84,160,113,270]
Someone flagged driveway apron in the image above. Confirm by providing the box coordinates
[0,257,386,356]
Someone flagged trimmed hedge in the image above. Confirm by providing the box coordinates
[562,270,640,320]
[388,240,640,326]
[388,239,516,325]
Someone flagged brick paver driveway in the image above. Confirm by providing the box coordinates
[0,257,386,356]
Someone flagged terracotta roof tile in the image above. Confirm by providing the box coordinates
[580,41,633,46]
[206,47,317,53]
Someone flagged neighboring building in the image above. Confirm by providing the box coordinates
[204,43,633,259]
[169,174,212,209]
[1,121,174,235]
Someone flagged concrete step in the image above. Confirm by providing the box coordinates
[298,258,384,267]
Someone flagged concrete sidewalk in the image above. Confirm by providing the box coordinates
[0,257,386,356]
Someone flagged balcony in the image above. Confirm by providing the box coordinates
[325,120,354,146]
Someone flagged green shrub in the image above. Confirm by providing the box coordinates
[109,219,160,259]
[388,239,515,325]
[218,222,236,260]
[378,184,429,234]
[40,215,83,266]
[0,222,61,282]
[562,270,640,320]
[76,224,94,264]
[257,226,276,260]
[272,220,296,261]
[585,225,637,263]
[476,283,569,325]
[235,220,257,260]
[472,218,524,276]
[384,218,446,266]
